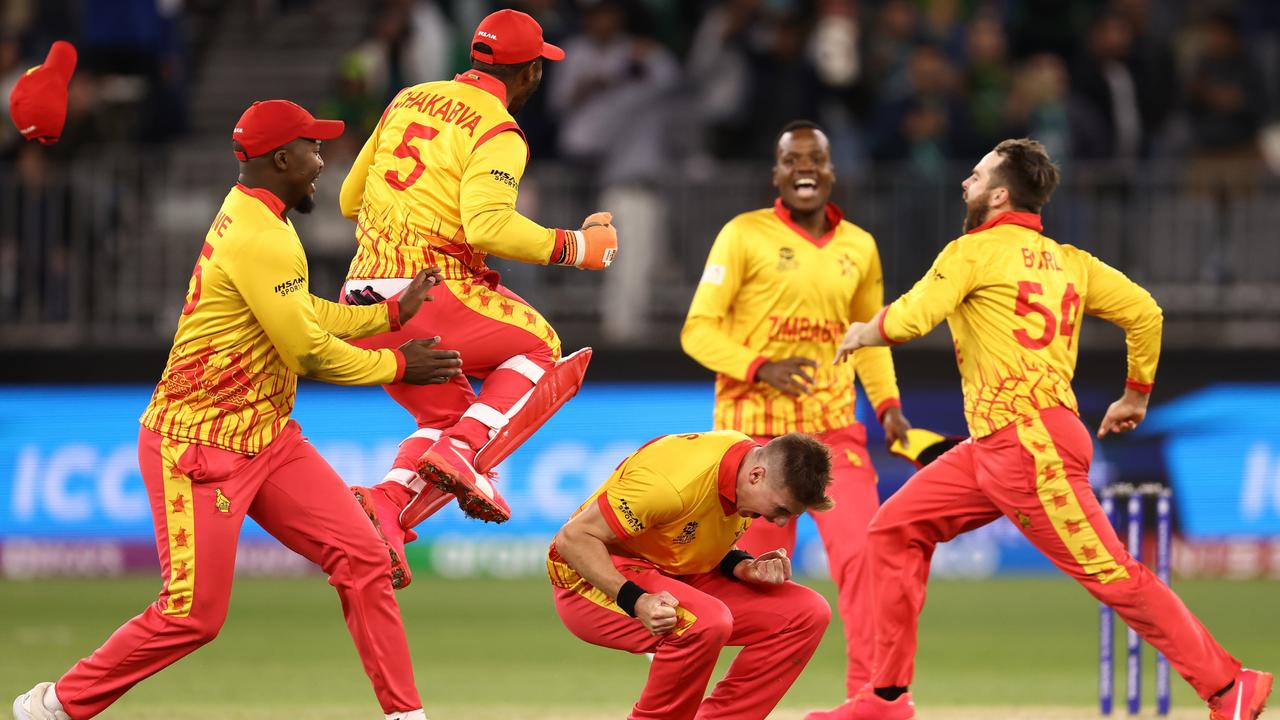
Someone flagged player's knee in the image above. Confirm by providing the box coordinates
[179,605,228,645]
[685,601,733,647]
[790,586,832,633]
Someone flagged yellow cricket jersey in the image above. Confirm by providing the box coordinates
[682,201,900,437]
[140,185,405,455]
[880,212,1162,438]
[547,431,756,590]
[340,70,558,285]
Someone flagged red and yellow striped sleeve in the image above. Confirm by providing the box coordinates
[1077,249,1163,391]
[847,241,900,416]
[458,130,557,264]
[224,227,403,385]
[309,295,398,341]
[681,222,767,382]
[881,237,980,344]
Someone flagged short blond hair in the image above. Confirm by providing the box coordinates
[765,433,834,511]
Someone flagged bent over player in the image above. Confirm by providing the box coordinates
[337,9,618,587]
[12,101,461,720]
[834,138,1272,720]
[548,431,834,720]
[682,120,911,718]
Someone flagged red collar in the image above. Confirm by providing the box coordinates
[717,440,758,515]
[235,183,287,222]
[772,198,843,248]
[965,211,1043,234]
[454,70,508,105]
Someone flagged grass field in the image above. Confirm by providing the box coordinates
[2,576,1276,718]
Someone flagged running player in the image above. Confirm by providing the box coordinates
[834,138,1272,720]
[548,431,834,720]
[11,100,462,720]
[681,120,911,717]
[338,9,618,589]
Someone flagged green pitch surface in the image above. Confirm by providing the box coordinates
[2,576,1276,718]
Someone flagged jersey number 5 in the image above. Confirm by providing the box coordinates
[384,122,439,191]
[182,242,215,315]
[1012,280,1081,350]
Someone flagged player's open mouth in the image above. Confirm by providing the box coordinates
[794,178,817,199]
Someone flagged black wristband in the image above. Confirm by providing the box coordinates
[616,580,646,617]
[719,549,754,579]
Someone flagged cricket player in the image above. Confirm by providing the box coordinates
[681,120,912,716]
[337,9,618,588]
[834,138,1272,720]
[11,100,462,720]
[548,431,835,720]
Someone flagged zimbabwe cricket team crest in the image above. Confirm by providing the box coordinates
[215,488,231,513]
[777,247,798,271]
[673,521,699,545]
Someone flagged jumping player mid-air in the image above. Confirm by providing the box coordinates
[337,9,619,588]
[834,138,1272,720]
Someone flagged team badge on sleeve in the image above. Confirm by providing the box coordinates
[701,264,726,285]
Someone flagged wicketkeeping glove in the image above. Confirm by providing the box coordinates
[344,285,386,306]
[552,211,617,270]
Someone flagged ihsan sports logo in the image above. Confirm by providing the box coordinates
[274,277,304,296]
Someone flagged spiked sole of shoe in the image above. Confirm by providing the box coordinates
[351,488,412,589]
[416,454,509,524]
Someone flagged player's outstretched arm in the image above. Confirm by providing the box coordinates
[554,503,679,635]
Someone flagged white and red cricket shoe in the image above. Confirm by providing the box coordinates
[416,438,510,524]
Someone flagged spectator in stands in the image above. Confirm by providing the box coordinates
[685,0,760,161]
[869,43,971,179]
[742,13,822,159]
[1005,53,1109,162]
[549,0,679,345]
[1187,11,1267,165]
[962,14,1012,153]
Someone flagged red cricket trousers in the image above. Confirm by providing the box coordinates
[736,424,878,697]
[552,555,831,720]
[54,423,421,718]
[867,406,1240,699]
[345,277,560,499]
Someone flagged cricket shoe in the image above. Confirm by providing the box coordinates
[12,682,70,720]
[351,485,418,590]
[846,686,915,720]
[804,699,854,719]
[416,438,510,523]
[1209,668,1273,720]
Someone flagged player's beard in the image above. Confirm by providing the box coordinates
[962,189,992,233]
[297,193,316,214]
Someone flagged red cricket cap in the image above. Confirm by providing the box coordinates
[470,9,564,65]
[8,40,78,145]
[231,100,344,161]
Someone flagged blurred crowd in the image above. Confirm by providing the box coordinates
[2,0,1280,341]
[319,0,1280,184]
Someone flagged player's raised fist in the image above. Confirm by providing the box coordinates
[552,211,617,270]
[636,590,679,635]
[736,548,792,585]
[398,336,462,385]
[396,267,443,324]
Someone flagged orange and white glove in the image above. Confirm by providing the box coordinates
[552,211,617,270]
